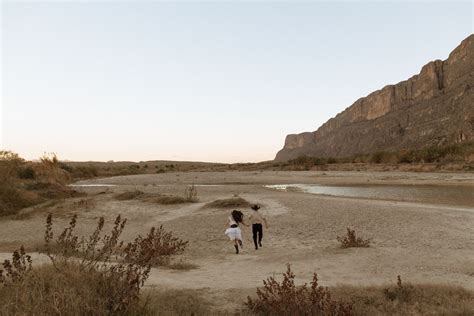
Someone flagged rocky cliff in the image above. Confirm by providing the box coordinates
[275,35,474,161]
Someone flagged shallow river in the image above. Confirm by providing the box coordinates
[265,184,474,208]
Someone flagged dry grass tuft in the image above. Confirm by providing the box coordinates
[165,259,199,271]
[150,185,199,204]
[204,197,251,209]
[337,228,371,248]
[71,198,96,210]
[134,289,212,315]
[115,190,145,200]
[148,195,190,205]
[332,276,474,315]
[0,261,149,315]
[184,184,199,202]
[116,186,198,205]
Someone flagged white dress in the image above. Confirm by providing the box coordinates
[224,216,242,241]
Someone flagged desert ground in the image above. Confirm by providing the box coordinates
[1,171,473,313]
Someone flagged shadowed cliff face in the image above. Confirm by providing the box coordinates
[275,34,474,162]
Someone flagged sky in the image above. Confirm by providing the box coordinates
[1,1,473,163]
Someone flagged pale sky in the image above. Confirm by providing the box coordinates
[1,1,472,163]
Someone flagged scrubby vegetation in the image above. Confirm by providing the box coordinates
[137,289,212,315]
[184,184,198,202]
[204,196,251,209]
[60,160,228,180]
[115,190,145,201]
[246,264,353,315]
[281,142,474,170]
[115,185,199,205]
[22,141,470,182]
[337,228,371,248]
[332,276,474,315]
[148,195,190,205]
[123,225,189,266]
[165,260,199,271]
[0,151,78,217]
[147,185,199,205]
[247,266,474,316]
[0,213,190,315]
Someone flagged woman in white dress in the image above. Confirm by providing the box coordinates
[224,210,248,254]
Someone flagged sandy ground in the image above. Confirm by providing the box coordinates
[1,171,473,312]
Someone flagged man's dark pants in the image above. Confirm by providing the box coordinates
[252,224,263,249]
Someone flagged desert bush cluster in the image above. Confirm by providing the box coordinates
[337,228,371,248]
[332,276,474,315]
[115,190,145,201]
[59,160,228,179]
[115,185,199,205]
[246,264,353,315]
[0,151,79,217]
[123,225,189,266]
[247,268,474,316]
[204,196,251,209]
[269,142,474,171]
[0,213,189,315]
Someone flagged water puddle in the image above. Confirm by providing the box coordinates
[69,183,221,187]
[69,184,117,187]
[265,184,474,208]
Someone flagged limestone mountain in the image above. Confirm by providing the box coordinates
[275,35,474,162]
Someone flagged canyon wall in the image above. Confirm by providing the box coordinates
[275,35,474,161]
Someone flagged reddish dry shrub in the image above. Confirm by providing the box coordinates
[337,228,371,248]
[123,225,189,266]
[1,214,190,314]
[44,214,129,271]
[247,264,353,315]
[42,214,151,313]
[0,246,32,284]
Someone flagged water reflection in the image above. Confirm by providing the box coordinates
[265,184,474,208]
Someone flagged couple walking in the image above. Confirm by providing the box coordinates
[224,204,268,254]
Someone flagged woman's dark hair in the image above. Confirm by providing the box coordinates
[231,210,244,223]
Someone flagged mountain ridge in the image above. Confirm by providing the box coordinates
[275,34,474,161]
